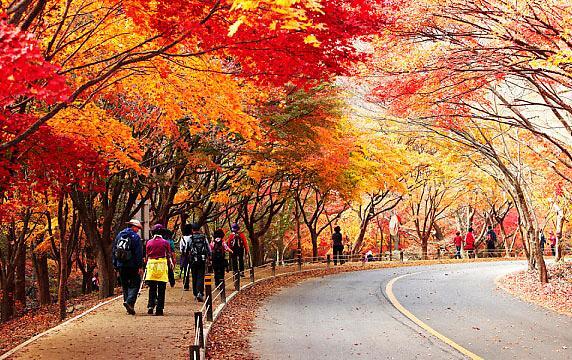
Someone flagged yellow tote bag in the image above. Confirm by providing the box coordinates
[145,258,168,282]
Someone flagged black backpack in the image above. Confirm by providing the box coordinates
[114,232,132,262]
[230,233,243,251]
[212,240,225,263]
[188,234,209,264]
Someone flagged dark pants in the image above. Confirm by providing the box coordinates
[191,262,206,296]
[487,243,495,257]
[147,281,166,311]
[231,249,245,274]
[466,249,475,258]
[333,245,344,265]
[454,246,462,259]
[119,267,141,306]
[213,261,226,287]
[551,245,556,256]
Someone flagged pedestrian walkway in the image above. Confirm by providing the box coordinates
[12,282,198,359]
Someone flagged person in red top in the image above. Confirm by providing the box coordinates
[227,223,249,277]
[549,231,557,256]
[464,227,476,259]
[145,228,171,316]
[453,231,463,259]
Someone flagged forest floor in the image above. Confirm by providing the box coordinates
[498,260,572,317]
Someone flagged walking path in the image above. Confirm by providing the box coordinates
[252,261,572,359]
[11,282,197,359]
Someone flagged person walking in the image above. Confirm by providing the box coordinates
[187,223,211,302]
[210,229,232,287]
[152,224,176,287]
[180,224,193,290]
[332,226,344,265]
[227,223,249,277]
[145,227,172,316]
[486,226,497,257]
[540,232,546,255]
[464,227,476,259]
[453,231,463,259]
[549,231,557,256]
[112,219,144,315]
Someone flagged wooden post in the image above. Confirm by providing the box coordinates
[194,311,204,348]
[250,266,255,283]
[234,270,240,291]
[271,260,276,277]
[221,276,226,303]
[297,252,302,272]
[190,345,201,360]
[326,254,331,269]
[399,250,404,262]
[204,274,213,322]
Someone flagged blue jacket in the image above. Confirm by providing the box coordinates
[112,227,144,269]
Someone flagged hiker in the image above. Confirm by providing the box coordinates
[91,271,100,292]
[186,223,211,301]
[152,224,176,287]
[332,226,344,265]
[486,226,497,257]
[453,231,463,259]
[145,227,172,316]
[211,229,232,287]
[112,219,144,315]
[228,223,249,277]
[540,232,546,254]
[464,227,476,259]
[180,224,193,290]
[364,250,374,262]
[549,231,557,256]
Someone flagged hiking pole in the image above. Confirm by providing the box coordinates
[138,268,147,296]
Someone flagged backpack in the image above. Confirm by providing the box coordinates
[115,232,133,262]
[230,233,243,251]
[212,240,225,263]
[188,234,209,265]
[332,232,343,247]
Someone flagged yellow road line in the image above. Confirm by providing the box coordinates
[385,272,484,360]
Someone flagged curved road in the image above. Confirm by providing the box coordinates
[251,261,571,359]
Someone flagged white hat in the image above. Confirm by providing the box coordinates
[127,219,142,229]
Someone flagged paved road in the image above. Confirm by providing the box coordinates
[251,261,571,359]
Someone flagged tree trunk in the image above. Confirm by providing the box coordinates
[58,235,69,320]
[15,243,26,304]
[32,250,51,305]
[353,221,369,254]
[1,275,15,322]
[421,236,429,260]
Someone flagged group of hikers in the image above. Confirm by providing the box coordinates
[111,219,249,316]
[452,225,558,258]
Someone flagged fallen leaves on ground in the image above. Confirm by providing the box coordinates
[0,290,119,355]
[498,262,572,317]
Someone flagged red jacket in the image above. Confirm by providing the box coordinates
[464,232,475,250]
[453,235,463,247]
[227,232,249,253]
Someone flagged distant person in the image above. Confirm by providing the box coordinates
[187,223,211,302]
[549,231,557,256]
[112,219,144,315]
[453,231,463,259]
[145,226,171,316]
[211,229,232,287]
[180,224,193,290]
[332,226,344,265]
[91,271,100,292]
[486,226,497,257]
[539,232,546,254]
[464,227,476,259]
[364,250,374,262]
[228,224,249,277]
